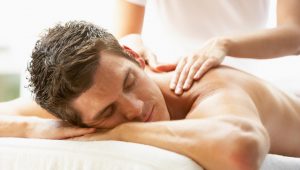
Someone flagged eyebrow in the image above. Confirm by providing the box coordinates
[91,68,131,122]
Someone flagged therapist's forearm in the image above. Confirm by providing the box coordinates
[225,25,300,59]
[114,0,145,39]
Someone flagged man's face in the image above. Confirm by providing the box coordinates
[72,52,170,128]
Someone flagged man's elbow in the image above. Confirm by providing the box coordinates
[228,134,268,170]
[284,24,300,55]
[226,121,270,170]
[192,117,270,170]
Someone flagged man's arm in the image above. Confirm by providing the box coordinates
[0,98,95,138]
[74,87,270,170]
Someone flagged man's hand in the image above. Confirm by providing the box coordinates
[26,117,95,139]
[68,128,117,141]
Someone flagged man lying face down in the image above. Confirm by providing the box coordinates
[28,21,300,170]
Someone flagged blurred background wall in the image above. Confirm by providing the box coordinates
[0,0,117,101]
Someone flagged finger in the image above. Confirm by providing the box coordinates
[67,135,89,141]
[145,51,159,68]
[182,60,204,90]
[61,127,96,138]
[170,58,186,90]
[147,53,166,73]
[68,132,108,141]
[174,60,194,95]
[194,58,218,80]
[68,137,82,141]
[155,63,177,72]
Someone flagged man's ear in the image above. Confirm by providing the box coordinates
[123,46,146,69]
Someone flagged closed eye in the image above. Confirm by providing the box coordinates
[124,72,136,91]
[102,104,115,118]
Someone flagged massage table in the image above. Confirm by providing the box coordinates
[0,137,299,170]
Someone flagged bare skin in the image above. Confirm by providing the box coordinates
[0,99,95,139]
[149,66,300,157]
[1,51,299,169]
[70,52,299,170]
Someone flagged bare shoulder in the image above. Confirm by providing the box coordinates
[0,98,55,118]
[185,70,260,121]
[184,66,300,156]
[186,65,260,104]
[147,65,262,119]
[148,65,300,120]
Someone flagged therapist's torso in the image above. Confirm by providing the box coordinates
[139,0,270,62]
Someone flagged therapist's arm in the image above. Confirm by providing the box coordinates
[114,0,148,62]
[226,0,300,58]
[170,0,300,95]
[114,0,144,39]
[114,0,175,72]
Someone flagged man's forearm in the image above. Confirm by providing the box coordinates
[115,117,269,170]
[0,115,31,137]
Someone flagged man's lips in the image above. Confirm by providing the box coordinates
[144,105,154,122]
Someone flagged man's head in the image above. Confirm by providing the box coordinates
[28,21,170,128]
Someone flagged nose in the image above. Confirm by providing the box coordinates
[119,94,144,121]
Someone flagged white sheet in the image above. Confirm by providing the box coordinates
[1,138,299,170]
[261,154,300,170]
[0,138,203,170]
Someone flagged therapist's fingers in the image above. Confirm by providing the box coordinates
[142,49,177,72]
[182,59,204,90]
[144,51,161,71]
[174,59,194,95]
[155,63,177,72]
[170,58,187,90]
[194,58,218,80]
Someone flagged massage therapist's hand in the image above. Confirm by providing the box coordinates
[168,38,228,95]
[119,34,176,72]
[142,47,177,72]
[27,118,95,139]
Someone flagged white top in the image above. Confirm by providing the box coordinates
[129,0,270,63]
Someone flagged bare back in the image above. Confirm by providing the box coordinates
[148,66,300,157]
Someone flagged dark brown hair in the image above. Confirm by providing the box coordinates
[28,21,131,127]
